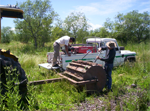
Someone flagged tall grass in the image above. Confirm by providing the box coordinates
[0,41,150,110]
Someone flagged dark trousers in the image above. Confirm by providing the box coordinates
[104,63,113,90]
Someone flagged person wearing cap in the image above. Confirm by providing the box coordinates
[52,36,75,67]
[96,41,116,92]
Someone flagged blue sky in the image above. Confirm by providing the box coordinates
[0,0,150,30]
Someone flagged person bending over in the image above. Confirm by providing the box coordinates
[52,36,75,67]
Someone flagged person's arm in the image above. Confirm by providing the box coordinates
[65,45,71,56]
[96,49,116,61]
[68,44,71,47]
[97,48,102,52]
[97,47,107,52]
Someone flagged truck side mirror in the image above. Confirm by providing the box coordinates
[122,54,124,57]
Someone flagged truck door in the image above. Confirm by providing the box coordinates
[99,50,105,67]
[113,45,122,67]
[114,48,121,66]
[96,42,105,67]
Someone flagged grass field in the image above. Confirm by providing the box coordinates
[0,40,150,110]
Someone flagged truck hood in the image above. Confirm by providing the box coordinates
[121,50,136,55]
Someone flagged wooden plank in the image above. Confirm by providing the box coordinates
[73,60,95,66]
[77,79,98,86]
[58,73,78,84]
[69,62,91,69]
[66,65,86,74]
[29,78,63,85]
[64,71,83,81]
[58,73,98,86]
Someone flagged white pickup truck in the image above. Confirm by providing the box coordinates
[39,38,136,70]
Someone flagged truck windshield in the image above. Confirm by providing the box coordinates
[100,42,105,47]
[87,43,99,47]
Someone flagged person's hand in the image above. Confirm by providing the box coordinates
[96,56,101,60]
[68,53,71,56]
[97,48,102,52]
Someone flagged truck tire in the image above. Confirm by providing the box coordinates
[0,54,28,106]
[124,56,136,62]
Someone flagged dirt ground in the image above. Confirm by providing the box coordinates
[73,87,150,111]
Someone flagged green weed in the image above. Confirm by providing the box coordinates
[0,41,150,110]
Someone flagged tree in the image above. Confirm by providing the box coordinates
[89,27,109,38]
[1,26,14,43]
[114,13,130,44]
[51,26,69,41]
[114,10,150,43]
[14,0,58,48]
[50,19,71,41]
[104,18,115,38]
[64,12,90,42]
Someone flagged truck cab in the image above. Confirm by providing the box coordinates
[86,38,123,66]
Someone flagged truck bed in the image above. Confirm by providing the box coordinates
[38,63,59,70]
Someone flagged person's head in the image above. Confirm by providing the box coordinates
[69,37,75,43]
[106,41,116,49]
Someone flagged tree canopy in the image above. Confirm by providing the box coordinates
[64,12,90,42]
[14,0,58,48]
[114,10,150,43]
[1,26,14,43]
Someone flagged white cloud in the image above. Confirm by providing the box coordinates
[75,6,99,15]
[88,23,103,30]
[10,28,20,33]
[139,8,150,13]
[141,1,150,6]
[10,27,15,31]
[74,0,136,15]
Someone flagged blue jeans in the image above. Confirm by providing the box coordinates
[104,63,113,90]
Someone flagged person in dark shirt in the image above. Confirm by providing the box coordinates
[96,41,116,92]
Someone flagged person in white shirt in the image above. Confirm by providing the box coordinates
[52,36,75,67]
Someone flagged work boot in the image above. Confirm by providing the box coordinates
[107,89,113,92]
[52,64,59,67]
